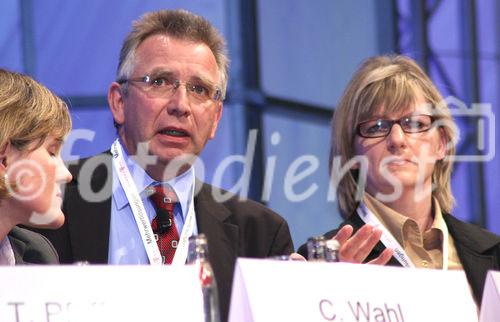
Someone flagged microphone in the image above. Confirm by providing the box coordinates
[156,207,172,234]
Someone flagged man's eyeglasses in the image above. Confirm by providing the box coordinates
[117,74,222,104]
[356,114,436,138]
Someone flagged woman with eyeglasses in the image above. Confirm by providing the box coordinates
[297,55,500,305]
[0,69,72,265]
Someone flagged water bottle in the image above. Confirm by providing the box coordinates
[307,236,340,262]
[325,239,340,262]
[307,235,327,261]
[187,234,221,322]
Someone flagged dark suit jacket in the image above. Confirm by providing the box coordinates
[36,152,294,322]
[298,211,500,305]
[8,226,59,264]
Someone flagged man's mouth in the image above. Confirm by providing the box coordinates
[159,128,188,137]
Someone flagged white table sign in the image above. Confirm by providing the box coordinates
[479,270,500,322]
[0,265,203,322]
[229,258,478,322]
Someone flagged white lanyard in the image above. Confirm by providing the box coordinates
[111,140,196,266]
[171,176,196,266]
[357,202,449,270]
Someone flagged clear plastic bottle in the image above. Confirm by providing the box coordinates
[187,234,221,322]
[307,235,327,261]
[307,236,340,262]
[325,239,340,262]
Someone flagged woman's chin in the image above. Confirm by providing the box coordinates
[27,209,65,229]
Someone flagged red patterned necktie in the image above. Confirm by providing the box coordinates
[149,185,179,264]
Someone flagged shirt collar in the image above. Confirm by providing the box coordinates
[363,193,407,246]
[430,198,445,230]
[426,198,446,248]
[155,166,194,222]
[113,144,155,211]
[363,193,446,247]
[0,236,15,266]
[112,142,195,222]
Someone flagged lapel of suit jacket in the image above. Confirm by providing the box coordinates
[444,213,500,302]
[66,152,112,263]
[194,181,238,268]
[8,227,26,264]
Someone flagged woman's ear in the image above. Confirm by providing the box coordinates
[0,141,22,171]
[0,141,10,170]
[436,128,447,161]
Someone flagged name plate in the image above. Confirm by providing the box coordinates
[479,270,500,322]
[229,258,477,322]
[0,265,203,322]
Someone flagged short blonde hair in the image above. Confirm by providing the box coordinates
[331,55,456,217]
[0,69,71,200]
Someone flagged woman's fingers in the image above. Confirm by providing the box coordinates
[367,248,394,265]
[333,225,354,245]
[334,224,392,265]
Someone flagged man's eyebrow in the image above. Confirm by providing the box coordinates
[189,75,217,87]
[146,69,216,85]
[148,68,175,76]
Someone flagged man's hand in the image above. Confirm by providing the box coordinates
[333,224,393,265]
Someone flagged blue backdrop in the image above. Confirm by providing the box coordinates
[1,0,499,247]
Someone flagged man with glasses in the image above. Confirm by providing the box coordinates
[37,9,293,321]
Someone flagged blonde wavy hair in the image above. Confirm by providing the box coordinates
[331,55,456,217]
[0,69,71,200]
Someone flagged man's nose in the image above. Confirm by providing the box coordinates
[166,84,191,116]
